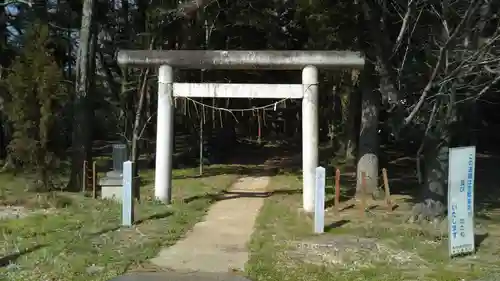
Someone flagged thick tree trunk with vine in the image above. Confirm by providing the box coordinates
[410,134,449,222]
[345,73,360,161]
[345,91,360,161]
[355,0,392,197]
[356,60,380,197]
[68,0,96,191]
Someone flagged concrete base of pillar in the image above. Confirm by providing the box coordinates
[99,171,140,202]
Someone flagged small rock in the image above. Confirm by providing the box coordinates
[5,263,20,271]
[86,264,104,274]
[0,206,27,220]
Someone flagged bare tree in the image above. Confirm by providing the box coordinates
[365,0,500,220]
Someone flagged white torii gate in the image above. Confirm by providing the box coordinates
[117,50,364,213]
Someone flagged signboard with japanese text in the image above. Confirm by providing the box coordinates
[448,146,476,257]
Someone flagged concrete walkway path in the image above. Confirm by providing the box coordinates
[150,176,270,273]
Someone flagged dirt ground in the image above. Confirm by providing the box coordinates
[246,148,500,281]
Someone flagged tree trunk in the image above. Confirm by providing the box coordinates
[345,71,360,161]
[331,88,342,149]
[131,67,150,175]
[68,0,96,191]
[356,60,379,196]
[0,114,6,160]
[411,135,448,221]
[345,90,360,161]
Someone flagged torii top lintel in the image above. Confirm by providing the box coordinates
[117,50,364,70]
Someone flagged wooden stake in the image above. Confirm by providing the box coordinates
[361,171,367,216]
[82,160,87,193]
[382,168,392,211]
[199,116,204,176]
[92,161,97,199]
[335,168,340,210]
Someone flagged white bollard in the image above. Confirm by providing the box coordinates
[122,161,135,227]
[314,166,326,234]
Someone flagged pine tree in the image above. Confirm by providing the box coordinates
[4,22,68,190]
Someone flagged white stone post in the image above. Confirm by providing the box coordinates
[155,65,174,203]
[302,65,319,213]
[122,160,134,226]
[314,166,326,233]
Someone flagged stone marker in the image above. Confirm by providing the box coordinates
[122,161,134,226]
[314,166,325,234]
[113,144,128,172]
[100,144,128,201]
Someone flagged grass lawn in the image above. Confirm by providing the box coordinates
[247,174,500,281]
[0,167,237,281]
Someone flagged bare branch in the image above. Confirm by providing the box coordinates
[1,0,32,6]
[398,6,423,76]
[437,30,500,87]
[392,0,414,54]
[404,0,484,125]
[476,74,500,97]
[175,0,217,19]
[484,65,500,74]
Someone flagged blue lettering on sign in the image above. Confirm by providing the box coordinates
[451,204,457,239]
[466,154,473,215]
[459,218,465,237]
